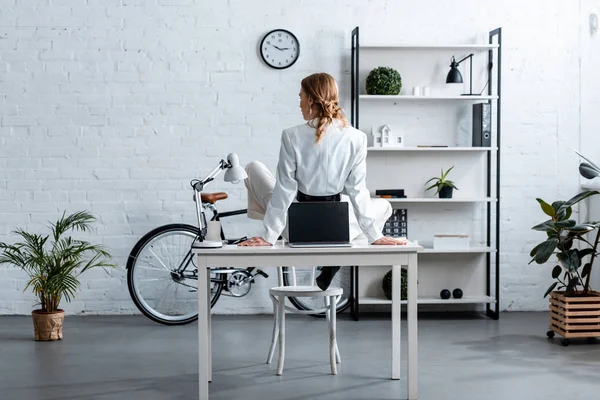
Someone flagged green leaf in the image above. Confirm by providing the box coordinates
[579,163,600,179]
[532,238,559,264]
[552,265,562,279]
[565,190,600,207]
[544,282,558,298]
[566,225,595,233]
[566,249,582,271]
[441,166,454,180]
[552,201,565,212]
[532,220,555,232]
[575,149,600,172]
[578,248,595,259]
[582,263,592,278]
[536,198,555,217]
[555,220,576,228]
[564,206,572,220]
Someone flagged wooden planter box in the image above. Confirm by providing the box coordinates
[548,290,600,346]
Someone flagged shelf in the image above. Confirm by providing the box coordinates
[420,246,496,254]
[374,197,496,203]
[359,95,497,101]
[359,295,497,305]
[360,44,499,50]
[367,146,496,152]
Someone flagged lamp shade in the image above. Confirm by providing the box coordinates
[446,56,463,84]
[223,153,247,184]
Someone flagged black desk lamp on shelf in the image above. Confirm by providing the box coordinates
[446,54,478,96]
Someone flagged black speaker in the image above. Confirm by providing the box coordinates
[472,103,491,147]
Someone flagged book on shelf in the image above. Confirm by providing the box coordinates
[375,189,406,198]
[383,208,407,238]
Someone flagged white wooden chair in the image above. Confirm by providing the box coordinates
[267,266,342,376]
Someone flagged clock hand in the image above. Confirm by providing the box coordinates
[271,44,283,51]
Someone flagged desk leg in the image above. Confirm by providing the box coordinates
[407,253,418,400]
[391,264,401,380]
[207,269,212,383]
[197,256,210,400]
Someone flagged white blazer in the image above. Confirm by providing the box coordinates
[261,119,383,244]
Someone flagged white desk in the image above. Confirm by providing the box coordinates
[193,241,422,400]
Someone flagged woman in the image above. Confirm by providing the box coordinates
[239,72,406,289]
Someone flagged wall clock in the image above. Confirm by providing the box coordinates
[260,29,300,69]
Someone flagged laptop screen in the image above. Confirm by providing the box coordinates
[288,202,350,243]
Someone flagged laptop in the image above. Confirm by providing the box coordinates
[287,202,352,248]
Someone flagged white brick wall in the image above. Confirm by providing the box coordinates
[0,0,598,315]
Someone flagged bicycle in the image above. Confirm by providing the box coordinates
[126,154,352,325]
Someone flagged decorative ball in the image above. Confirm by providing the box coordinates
[440,289,451,299]
[452,288,463,299]
[382,269,407,301]
[366,67,402,95]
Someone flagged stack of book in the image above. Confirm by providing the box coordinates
[376,189,406,198]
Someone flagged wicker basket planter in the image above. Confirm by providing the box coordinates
[547,290,600,346]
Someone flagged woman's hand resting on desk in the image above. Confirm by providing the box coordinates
[372,236,407,245]
[238,236,272,246]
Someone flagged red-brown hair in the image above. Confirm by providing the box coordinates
[301,73,348,143]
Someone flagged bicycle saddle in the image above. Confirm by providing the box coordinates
[201,192,228,204]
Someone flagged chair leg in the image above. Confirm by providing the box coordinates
[276,295,286,376]
[328,295,338,375]
[326,296,341,364]
[267,296,279,364]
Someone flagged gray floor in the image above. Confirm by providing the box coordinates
[0,312,599,400]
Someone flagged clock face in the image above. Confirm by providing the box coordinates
[260,29,300,70]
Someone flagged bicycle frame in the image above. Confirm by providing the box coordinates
[173,204,267,285]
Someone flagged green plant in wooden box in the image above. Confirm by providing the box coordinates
[530,151,600,345]
[529,152,600,298]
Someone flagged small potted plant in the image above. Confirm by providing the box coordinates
[425,166,458,198]
[366,66,402,95]
[0,211,116,341]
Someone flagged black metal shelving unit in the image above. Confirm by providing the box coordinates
[349,26,502,321]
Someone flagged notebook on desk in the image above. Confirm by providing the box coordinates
[287,202,352,248]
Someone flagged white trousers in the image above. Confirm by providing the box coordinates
[244,161,393,243]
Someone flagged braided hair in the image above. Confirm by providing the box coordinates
[301,73,348,143]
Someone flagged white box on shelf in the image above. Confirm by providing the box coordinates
[433,234,469,249]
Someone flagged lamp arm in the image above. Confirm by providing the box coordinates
[193,159,229,191]
[455,53,474,65]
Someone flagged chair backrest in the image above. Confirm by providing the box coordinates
[277,266,318,287]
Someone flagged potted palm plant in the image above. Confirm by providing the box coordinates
[530,151,600,345]
[425,166,459,198]
[0,211,116,341]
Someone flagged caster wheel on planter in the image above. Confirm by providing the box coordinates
[546,330,555,339]
[561,339,570,347]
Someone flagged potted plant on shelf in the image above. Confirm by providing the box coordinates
[366,66,402,95]
[425,166,458,199]
[529,151,600,346]
[0,211,116,341]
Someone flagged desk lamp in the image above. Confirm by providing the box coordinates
[446,54,477,96]
[191,153,247,248]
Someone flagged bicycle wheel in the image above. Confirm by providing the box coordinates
[283,266,352,317]
[127,224,225,325]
